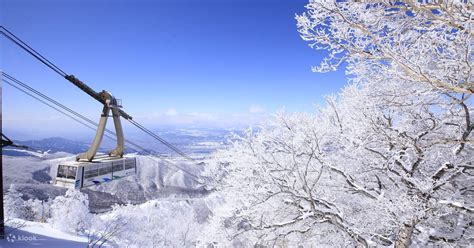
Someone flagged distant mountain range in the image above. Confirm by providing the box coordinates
[3,137,89,157]
[14,137,90,153]
[3,128,242,157]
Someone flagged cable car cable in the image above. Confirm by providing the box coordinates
[2,75,126,150]
[0,26,67,77]
[2,72,99,128]
[1,27,197,167]
[2,72,145,153]
[3,79,100,133]
[2,74,203,183]
[127,119,195,162]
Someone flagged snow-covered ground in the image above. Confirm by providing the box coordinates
[0,219,88,247]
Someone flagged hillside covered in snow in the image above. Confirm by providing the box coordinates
[2,151,218,247]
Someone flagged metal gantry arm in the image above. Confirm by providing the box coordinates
[75,90,125,161]
[1,26,195,163]
[63,75,129,161]
[65,75,132,120]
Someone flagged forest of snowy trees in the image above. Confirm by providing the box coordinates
[3,1,472,247]
[202,1,473,247]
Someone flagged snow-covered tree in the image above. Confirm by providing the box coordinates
[102,200,202,247]
[296,1,473,95]
[24,199,51,222]
[4,184,26,219]
[87,214,127,248]
[49,189,91,233]
[202,1,473,247]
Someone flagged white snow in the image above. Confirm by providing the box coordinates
[0,219,88,247]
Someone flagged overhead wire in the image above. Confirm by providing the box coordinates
[2,73,146,154]
[0,26,67,77]
[127,119,195,161]
[0,26,197,165]
[3,72,99,129]
[2,73,203,183]
[3,72,120,145]
[3,78,99,134]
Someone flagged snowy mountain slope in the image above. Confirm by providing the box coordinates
[2,156,68,201]
[87,155,208,209]
[0,219,88,248]
[4,137,90,156]
[3,153,208,212]
[1,130,225,246]
[1,148,44,158]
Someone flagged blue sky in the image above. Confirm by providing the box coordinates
[1,0,347,138]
